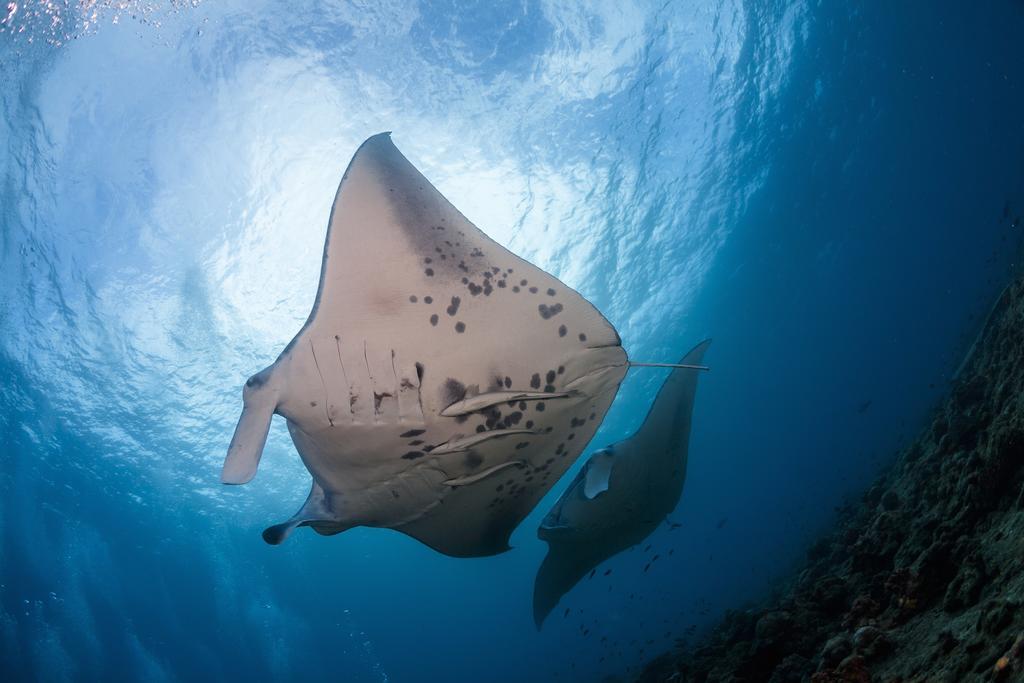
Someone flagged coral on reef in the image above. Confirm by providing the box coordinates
[637,276,1024,682]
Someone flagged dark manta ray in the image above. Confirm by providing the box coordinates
[533,339,711,626]
[221,133,688,558]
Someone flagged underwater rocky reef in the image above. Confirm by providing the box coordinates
[638,274,1024,682]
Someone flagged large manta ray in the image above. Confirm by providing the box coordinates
[222,133,648,558]
[532,339,711,627]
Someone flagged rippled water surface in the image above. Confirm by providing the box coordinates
[2,1,1023,681]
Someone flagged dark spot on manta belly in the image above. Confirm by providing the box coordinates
[579,333,587,342]
[464,451,483,468]
[455,321,466,333]
[538,303,564,319]
[530,373,541,389]
[442,378,467,406]
[374,392,393,412]
[536,402,546,412]
[546,370,556,384]
[430,314,439,326]
[446,296,461,316]
[400,429,425,438]
[558,325,567,337]
[409,295,418,303]
[401,451,425,460]
[504,376,511,388]
[424,296,433,304]
[425,268,434,276]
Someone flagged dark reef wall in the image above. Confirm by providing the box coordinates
[638,275,1024,682]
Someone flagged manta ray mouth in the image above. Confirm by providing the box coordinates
[537,520,575,541]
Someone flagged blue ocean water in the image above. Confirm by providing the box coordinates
[2,1,1023,681]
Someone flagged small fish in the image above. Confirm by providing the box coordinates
[603,568,612,576]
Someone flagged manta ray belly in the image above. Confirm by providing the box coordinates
[223,134,629,556]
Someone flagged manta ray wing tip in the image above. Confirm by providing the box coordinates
[364,130,393,144]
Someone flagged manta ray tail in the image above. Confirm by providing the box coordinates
[222,365,279,485]
[629,361,709,371]
[262,481,349,545]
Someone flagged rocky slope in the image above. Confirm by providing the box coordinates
[637,276,1024,683]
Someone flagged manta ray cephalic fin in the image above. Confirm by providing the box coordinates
[262,481,347,545]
